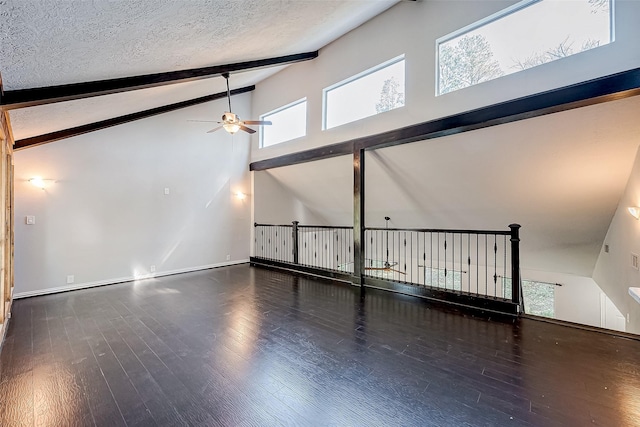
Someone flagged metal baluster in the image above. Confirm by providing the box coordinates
[418,233,427,286]
[437,233,440,288]
[451,232,455,290]
[460,233,463,292]
[404,231,407,281]
[485,235,488,297]
[503,235,507,299]
[444,233,448,290]
[467,234,471,294]
[410,231,413,284]
[476,234,479,296]
[493,234,498,298]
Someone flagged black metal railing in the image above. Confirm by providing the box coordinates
[252,222,521,312]
[254,222,353,274]
[254,223,295,264]
[363,225,521,304]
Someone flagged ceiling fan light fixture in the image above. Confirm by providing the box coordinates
[223,123,241,134]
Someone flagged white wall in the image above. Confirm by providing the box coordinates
[253,155,353,227]
[14,93,253,297]
[251,0,640,162]
[593,147,640,334]
[252,170,331,226]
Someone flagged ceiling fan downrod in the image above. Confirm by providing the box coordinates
[222,72,232,112]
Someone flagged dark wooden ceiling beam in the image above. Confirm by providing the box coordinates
[1,51,317,110]
[14,85,255,150]
[250,67,640,171]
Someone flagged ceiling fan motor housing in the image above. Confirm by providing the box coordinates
[222,112,238,122]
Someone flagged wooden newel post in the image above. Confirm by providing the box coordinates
[509,224,521,310]
[292,221,300,264]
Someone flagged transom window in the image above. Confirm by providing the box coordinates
[260,98,307,148]
[323,55,405,130]
[437,0,614,95]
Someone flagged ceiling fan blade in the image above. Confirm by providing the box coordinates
[238,124,256,134]
[188,120,221,123]
[206,126,223,133]
[242,120,272,125]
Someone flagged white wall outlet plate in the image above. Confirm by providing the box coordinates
[164,187,170,195]
[150,265,156,272]
[632,253,639,270]
[67,275,75,284]
[25,215,35,225]
[226,254,231,261]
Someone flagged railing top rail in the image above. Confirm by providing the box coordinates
[255,223,513,235]
[298,225,352,230]
[254,222,352,230]
[365,226,511,235]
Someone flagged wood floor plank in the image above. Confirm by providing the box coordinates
[2,264,640,426]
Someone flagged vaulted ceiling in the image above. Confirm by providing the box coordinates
[0,0,400,141]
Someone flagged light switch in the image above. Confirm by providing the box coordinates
[164,187,170,195]
[25,215,35,225]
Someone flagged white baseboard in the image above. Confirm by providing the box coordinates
[13,259,249,299]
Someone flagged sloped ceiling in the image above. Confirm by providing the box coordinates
[0,0,399,139]
[263,95,640,276]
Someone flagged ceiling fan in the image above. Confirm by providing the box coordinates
[190,73,272,135]
[365,216,406,275]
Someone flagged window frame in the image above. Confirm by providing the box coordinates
[322,54,406,130]
[435,0,616,96]
[259,97,308,148]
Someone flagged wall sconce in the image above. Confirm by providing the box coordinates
[628,207,640,220]
[29,176,55,190]
[235,192,247,200]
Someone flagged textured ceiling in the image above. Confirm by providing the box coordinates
[0,0,399,139]
[0,0,398,89]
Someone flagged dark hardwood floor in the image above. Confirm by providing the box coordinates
[1,264,639,426]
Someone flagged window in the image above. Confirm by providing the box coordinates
[260,98,307,148]
[522,280,555,317]
[437,0,613,95]
[323,55,405,130]
[502,278,556,317]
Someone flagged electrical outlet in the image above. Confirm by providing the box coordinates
[67,275,75,284]
[627,313,631,323]
[632,253,639,270]
[150,265,156,273]
[604,244,609,253]
[164,187,170,195]
[226,254,231,261]
[25,215,36,225]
